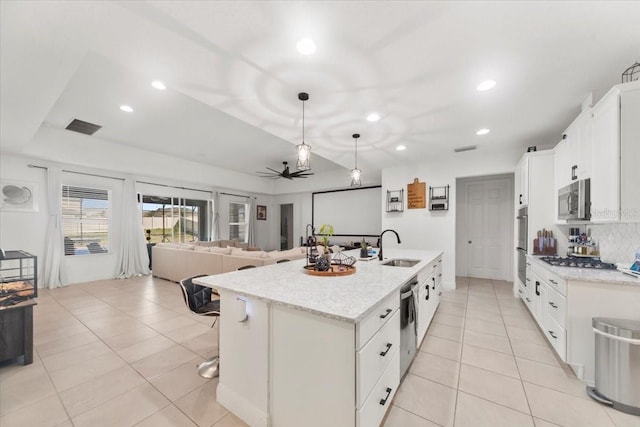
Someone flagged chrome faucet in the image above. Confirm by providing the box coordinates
[378,229,401,261]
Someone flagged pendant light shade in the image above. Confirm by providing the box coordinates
[296,92,311,171]
[351,133,362,187]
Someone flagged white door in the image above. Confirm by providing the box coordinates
[465,177,511,280]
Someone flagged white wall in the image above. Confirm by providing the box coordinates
[0,151,280,285]
[381,147,523,289]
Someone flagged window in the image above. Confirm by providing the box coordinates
[141,195,210,243]
[62,186,110,255]
[229,202,248,242]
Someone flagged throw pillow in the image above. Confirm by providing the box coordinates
[210,247,233,255]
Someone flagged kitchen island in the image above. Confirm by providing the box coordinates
[195,249,443,427]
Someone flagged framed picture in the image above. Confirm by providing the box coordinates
[0,180,39,212]
[256,205,267,220]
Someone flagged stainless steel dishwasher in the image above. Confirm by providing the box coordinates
[399,276,418,378]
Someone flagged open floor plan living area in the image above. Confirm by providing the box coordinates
[1,2,639,427]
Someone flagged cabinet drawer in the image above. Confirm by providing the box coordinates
[544,315,566,361]
[356,350,399,427]
[418,261,437,285]
[545,285,567,329]
[534,264,566,296]
[524,267,534,291]
[356,310,399,409]
[520,283,534,314]
[357,292,400,349]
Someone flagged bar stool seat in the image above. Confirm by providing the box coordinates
[179,274,220,378]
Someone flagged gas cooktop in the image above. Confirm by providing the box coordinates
[540,256,617,270]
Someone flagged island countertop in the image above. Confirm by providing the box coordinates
[195,249,442,323]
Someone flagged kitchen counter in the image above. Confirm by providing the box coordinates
[195,248,443,322]
[528,255,639,286]
[194,248,443,427]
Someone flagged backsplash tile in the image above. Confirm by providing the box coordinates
[588,223,640,264]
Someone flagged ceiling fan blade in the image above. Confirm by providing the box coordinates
[266,167,281,174]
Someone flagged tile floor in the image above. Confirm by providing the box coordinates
[0,276,637,427]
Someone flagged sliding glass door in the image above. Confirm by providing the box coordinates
[141,195,211,243]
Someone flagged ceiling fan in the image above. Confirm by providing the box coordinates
[257,162,314,180]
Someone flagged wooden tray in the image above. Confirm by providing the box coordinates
[303,264,356,277]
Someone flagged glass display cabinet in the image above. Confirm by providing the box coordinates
[0,250,37,307]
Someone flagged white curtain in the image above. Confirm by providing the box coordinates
[212,191,220,241]
[247,197,256,246]
[116,178,150,279]
[41,167,67,289]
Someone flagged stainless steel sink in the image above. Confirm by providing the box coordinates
[381,259,421,267]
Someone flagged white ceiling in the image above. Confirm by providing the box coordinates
[1,1,639,179]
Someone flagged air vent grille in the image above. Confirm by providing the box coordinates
[65,119,102,136]
[454,145,477,153]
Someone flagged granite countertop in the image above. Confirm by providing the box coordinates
[528,255,640,286]
[195,249,443,322]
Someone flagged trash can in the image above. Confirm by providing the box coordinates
[587,317,640,415]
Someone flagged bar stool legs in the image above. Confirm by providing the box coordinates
[198,318,220,379]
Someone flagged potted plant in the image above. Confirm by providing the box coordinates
[318,224,334,259]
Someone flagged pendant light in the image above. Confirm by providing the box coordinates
[350,133,362,187]
[296,92,311,171]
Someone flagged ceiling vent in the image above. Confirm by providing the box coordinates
[454,145,478,153]
[65,119,102,136]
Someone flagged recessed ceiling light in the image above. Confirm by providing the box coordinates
[396,145,406,151]
[120,105,134,113]
[296,38,316,55]
[151,80,166,90]
[476,80,496,91]
[366,112,380,122]
[476,128,490,135]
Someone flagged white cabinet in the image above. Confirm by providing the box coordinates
[554,109,592,199]
[416,255,442,347]
[516,156,529,206]
[269,294,401,427]
[521,258,567,363]
[590,88,621,222]
[590,82,640,222]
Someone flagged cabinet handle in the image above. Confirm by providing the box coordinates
[438,259,442,263]
[526,297,531,303]
[526,262,531,266]
[438,273,442,277]
[526,277,531,282]
[548,330,557,339]
[379,387,393,406]
[379,343,392,357]
[549,302,558,309]
[535,281,540,296]
[426,284,430,300]
[379,309,392,319]
[519,194,523,205]
[549,279,558,285]
[571,165,578,181]
[518,289,523,294]
[432,277,436,290]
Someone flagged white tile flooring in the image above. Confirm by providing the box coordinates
[0,276,637,427]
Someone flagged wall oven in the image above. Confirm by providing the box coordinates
[516,207,528,285]
[558,178,591,221]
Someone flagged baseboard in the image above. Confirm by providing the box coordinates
[217,382,271,427]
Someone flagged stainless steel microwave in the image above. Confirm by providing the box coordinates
[558,178,590,220]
